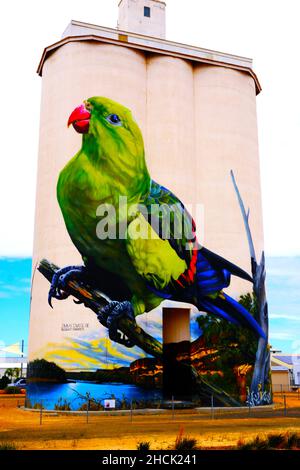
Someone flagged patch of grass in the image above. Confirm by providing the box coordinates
[4,387,22,395]
[286,432,300,449]
[71,439,78,449]
[54,398,71,411]
[0,442,18,450]
[174,426,198,450]
[78,401,103,411]
[175,437,198,451]
[137,441,151,451]
[32,402,44,410]
[237,432,300,450]
[266,433,285,449]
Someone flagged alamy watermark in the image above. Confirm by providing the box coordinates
[95,196,204,249]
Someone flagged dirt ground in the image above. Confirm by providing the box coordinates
[0,393,300,450]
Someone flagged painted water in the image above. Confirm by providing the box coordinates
[27,381,162,410]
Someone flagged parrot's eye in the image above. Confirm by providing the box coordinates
[106,114,122,126]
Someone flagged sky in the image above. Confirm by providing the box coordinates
[0,1,299,353]
[0,258,31,353]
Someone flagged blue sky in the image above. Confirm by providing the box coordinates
[0,256,298,355]
[266,256,300,354]
[0,258,31,355]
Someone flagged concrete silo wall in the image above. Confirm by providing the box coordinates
[194,65,263,297]
[28,40,267,408]
[29,43,148,361]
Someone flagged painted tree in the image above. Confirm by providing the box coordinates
[231,171,272,405]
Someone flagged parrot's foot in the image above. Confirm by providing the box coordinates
[98,301,136,348]
[48,265,87,307]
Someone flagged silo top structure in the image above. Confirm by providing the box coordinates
[28,0,271,411]
[118,0,166,38]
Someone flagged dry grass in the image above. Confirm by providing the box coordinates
[0,394,299,450]
[237,431,300,450]
[173,426,198,450]
[0,441,18,450]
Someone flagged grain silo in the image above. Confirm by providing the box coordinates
[27,0,271,410]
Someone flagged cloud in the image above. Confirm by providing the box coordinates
[0,285,30,299]
[0,292,10,299]
[34,336,148,371]
[269,313,300,322]
[270,331,294,340]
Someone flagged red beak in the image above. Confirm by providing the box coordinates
[68,103,91,134]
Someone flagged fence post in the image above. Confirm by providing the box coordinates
[86,399,89,424]
[39,400,43,426]
[211,394,214,420]
[281,384,283,398]
[171,395,175,421]
[283,395,287,416]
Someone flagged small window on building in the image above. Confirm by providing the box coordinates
[144,6,151,17]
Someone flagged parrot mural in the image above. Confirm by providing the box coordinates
[48,96,266,349]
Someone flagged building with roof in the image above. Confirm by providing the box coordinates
[0,357,27,378]
[271,354,300,392]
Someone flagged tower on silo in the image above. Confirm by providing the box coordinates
[118,0,166,38]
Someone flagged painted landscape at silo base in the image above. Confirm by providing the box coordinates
[27,306,271,410]
[27,96,272,410]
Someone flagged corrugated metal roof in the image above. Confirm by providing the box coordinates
[274,355,300,365]
[271,365,289,372]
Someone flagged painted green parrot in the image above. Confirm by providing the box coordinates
[48,96,265,346]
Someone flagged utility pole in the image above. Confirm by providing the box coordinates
[20,340,24,378]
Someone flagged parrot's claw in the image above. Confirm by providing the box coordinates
[48,265,87,308]
[98,301,136,348]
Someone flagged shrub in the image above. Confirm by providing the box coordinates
[238,435,269,450]
[32,402,44,410]
[174,426,198,450]
[78,400,103,411]
[0,375,10,390]
[237,432,300,450]
[4,386,22,395]
[137,441,151,451]
[286,432,300,449]
[0,442,18,450]
[54,398,71,411]
[249,436,269,450]
[266,433,285,449]
[175,437,198,451]
[120,397,129,410]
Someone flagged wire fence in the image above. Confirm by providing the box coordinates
[272,383,300,394]
[10,389,298,426]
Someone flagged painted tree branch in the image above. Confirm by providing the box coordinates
[38,259,162,359]
[230,171,271,405]
[230,170,256,263]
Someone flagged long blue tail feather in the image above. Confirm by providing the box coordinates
[198,298,240,326]
[195,250,265,338]
[198,294,266,339]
